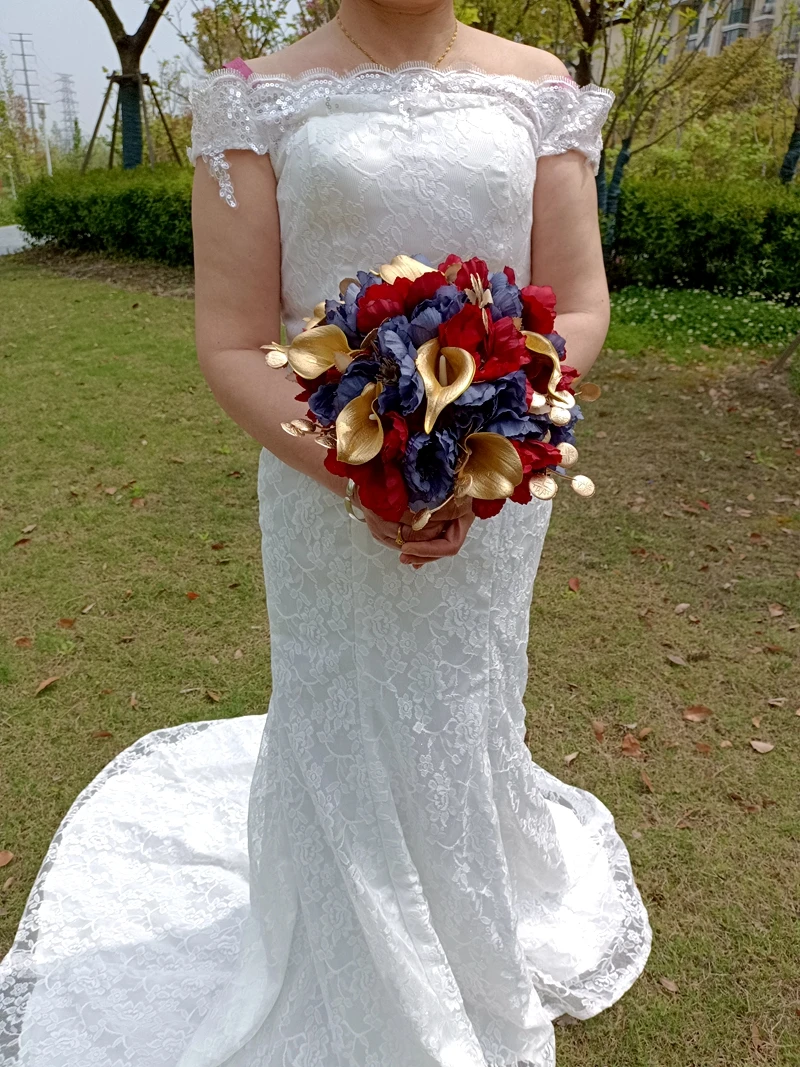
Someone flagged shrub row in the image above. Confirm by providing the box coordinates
[612,179,800,302]
[14,168,800,301]
[15,165,193,267]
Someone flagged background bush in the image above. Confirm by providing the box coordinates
[611,179,800,302]
[14,168,800,306]
[15,166,193,266]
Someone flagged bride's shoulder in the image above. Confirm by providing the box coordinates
[238,30,338,78]
[457,27,571,84]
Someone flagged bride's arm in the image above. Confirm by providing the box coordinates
[531,150,610,378]
[192,150,346,496]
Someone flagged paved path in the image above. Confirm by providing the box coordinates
[0,225,27,256]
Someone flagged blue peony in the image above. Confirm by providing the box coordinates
[403,428,459,510]
[307,358,379,425]
[374,325,424,416]
[489,271,523,321]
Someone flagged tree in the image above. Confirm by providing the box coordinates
[87,0,171,169]
[169,0,291,70]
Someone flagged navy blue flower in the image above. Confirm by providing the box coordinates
[375,325,424,416]
[308,359,379,425]
[489,271,523,321]
[403,428,459,510]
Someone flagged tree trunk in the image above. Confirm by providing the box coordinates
[596,147,608,213]
[602,136,632,256]
[118,50,142,169]
[779,101,800,185]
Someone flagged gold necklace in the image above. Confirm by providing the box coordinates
[335,12,459,69]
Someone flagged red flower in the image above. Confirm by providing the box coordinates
[356,278,412,332]
[474,316,527,382]
[502,266,516,286]
[557,364,579,392]
[509,439,563,504]
[404,271,448,314]
[323,412,410,522]
[520,285,557,334]
[454,257,490,291]
[438,303,485,357]
[520,352,556,395]
[438,254,463,273]
[472,498,506,519]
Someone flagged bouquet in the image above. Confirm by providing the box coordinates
[264,254,599,526]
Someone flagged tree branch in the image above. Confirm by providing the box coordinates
[132,0,172,54]
[87,0,127,45]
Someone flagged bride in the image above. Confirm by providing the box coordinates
[0,2,651,1064]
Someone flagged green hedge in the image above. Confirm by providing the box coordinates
[612,179,800,302]
[15,166,193,266]
[15,168,800,302]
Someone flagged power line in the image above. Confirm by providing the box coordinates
[10,32,39,142]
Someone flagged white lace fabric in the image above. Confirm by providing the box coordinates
[0,64,649,1067]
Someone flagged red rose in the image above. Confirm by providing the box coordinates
[438,303,485,356]
[520,285,557,334]
[472,498,506,519]
[474,315,527,381]
[356,278,413,332]
[404,271,448,314]
[454,257,490,291]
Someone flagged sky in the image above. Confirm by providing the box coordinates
[0,1,195,137]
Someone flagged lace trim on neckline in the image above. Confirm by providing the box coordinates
[200,60,614,99]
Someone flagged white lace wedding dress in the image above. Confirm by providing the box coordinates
[0,64,651,1067]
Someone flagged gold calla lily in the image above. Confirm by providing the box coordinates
[416,339,476,434]
[457,432,524,500]
[522,331,576,409]
[265,324,359,380]
[378,254,437,285]
[336,382,384,465]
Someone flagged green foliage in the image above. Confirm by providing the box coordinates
[608,286,800,359]
[612,179,800,301]
[0,196,17,226]
[15,166,193,266]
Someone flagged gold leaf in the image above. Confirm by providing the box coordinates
[570,474,596,498]
[579,382,602,402]
[378,254,436,284]
[261,344,289,368]
[285,324,356,380]
[411,509,432,531]
[339,277,359,297]
[529,474,558,500]
[336,383,384,465]
[416,340,476,433]
[549,404,571,427]
[458,432,523,500]
[558,442,579,468]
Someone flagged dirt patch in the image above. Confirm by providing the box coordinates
[8,246,195,299]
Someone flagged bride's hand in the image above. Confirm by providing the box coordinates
[398,511,476,568]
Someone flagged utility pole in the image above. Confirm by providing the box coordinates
[10,33,39,146]
[56,74,79,152]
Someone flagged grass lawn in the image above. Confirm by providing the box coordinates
[1,256,799,1066]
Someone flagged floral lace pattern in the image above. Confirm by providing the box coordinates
[0,66,650,1067]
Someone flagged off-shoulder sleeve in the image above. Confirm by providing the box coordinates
[531,80,614,175]
[188,68,277,208]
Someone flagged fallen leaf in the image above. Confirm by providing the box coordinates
[13,537,31,547]
[591,719,606,743]
[767,603,784,618]
[568,577,581,593]
[100,688,113,695]
[720,739,733,748]
[674,603,690,615]
[211,542,225,551]
[186,591,199,601]
[752,716,761,728]
[91,730,113,739]
[640,768,654,792]
[0,851,14,868]
[696,499,710,510]
[104,486,117,495]
[34,676,60,695]
[631,829,643,839]
[659,977,679,994]
[695,742,711,755]
[750,740,774,754]
[81,603,94,614]
[129,692,138,708]
[767,698,786,707]
[14,636,32,648]
[666,654,688,667]
[563,751,578,766]
[58,618,75,629]
[233,648,243,660]
[21,523,36,533]
[206,690,221,703]
[227,470,242,478]
[2,876,14,891]
[621,733,643,758]
[638,726,653,740]
[751,1022,765,1051]
[683,705,713,723]
[130,497,146,508]
[118,635,135,643]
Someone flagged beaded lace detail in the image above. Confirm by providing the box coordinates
[188,63,614,206]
